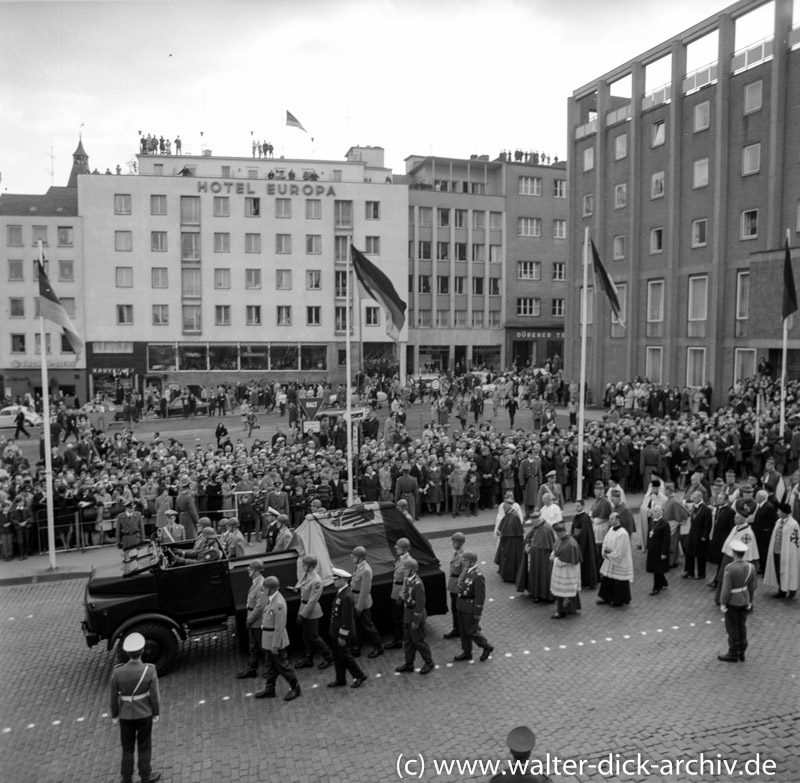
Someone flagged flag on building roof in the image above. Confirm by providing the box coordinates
[590,239,625,328]
[783,237,797,321]
[351,245,407,343]
[286,110,307,133]
[37,259,84,355]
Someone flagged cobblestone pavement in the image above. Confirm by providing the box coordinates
[1,531,798,783]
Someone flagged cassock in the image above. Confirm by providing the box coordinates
[707,503,736,565]
[495,511,524,583]
[764,515,800,594]
[516,519,555,601]
[570,511,598,588]
[550,534,582,613]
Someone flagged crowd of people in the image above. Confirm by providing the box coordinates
[252,140,274,158]
[138,134,181,155]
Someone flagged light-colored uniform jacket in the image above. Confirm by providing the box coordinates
[260,590,290,650]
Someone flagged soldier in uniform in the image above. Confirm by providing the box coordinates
[109,632,161,783]
[394,462,420,521]
[394,558,435,675]
[386,537,412,649]
[350,545,384,658]
[293,555,333,670]
[715,498,759,605]
[265,480,290,520]
[174,481,200,540]
[159,509,185,543]
[171,527,224,564]
[453,551,494,661]
[443,532,467,639]
[254,575,301,701]
[273,514,294,552]
[327,567,368,689]
[263,506,280,553]
[717,539,757,662]
[116,500,145,549]
[237,560,265,678]
[221,517,246,559]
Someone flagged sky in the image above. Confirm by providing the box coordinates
[0,0,770,194]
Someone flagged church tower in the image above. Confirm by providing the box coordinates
[67,138,89,187]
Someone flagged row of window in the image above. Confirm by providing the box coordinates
[642,346,758,388]
[413,310,502,328]
[518,218,566,238]
[518,177,566,198]
[9,333,73,355]
[6,225,74,248]
[8,296,76,318]
[412,207,505,230]
[518,261,565,281]
[111,266,331,292]
[516,298,565,317]
[7,259,74,282]
[411,241,503,262]
[412,276,502,296]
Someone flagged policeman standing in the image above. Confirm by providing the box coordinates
[254,576,302,701]
[453,551,494,662]
[386,537,412,649]
[293,554,333,670]
[350,545,384,658]
[237,560,265,679]
[718,539,757,662]
[327,567,368,689]
[394,558,435,675]
[109,633,161,783]
[443,532,467,639]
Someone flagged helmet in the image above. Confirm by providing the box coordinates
[395,537,410,551]
[264,575,280,589]
[405,557,419,572]
[451,532,466,543]
[302,555,318,567]
[352,546,367,559]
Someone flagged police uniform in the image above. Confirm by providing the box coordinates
[238,562,265,677]
[256,585,301,700]
[718,540,757,661]
[455,562,493,660]
[109,634,161,783]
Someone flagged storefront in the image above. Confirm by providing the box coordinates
[1,361,85,403]
[506,328,564,370]
[87,342,148,401]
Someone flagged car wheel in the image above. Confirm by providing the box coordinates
[117,622,179,675]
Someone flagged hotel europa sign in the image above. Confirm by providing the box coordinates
[196,181,337,197]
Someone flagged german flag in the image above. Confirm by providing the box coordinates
[38,259,84,355]
[351,244,407,342]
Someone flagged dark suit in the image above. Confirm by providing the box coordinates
[685,503,712,578]
[752,501,777,574]
[329,585,365,684]
[174,492,200,539]
[401,573,432,667]
[456,565,491,657]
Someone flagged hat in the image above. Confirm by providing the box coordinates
[165,509,178,517]
[352,546,367,559]
[331,567,351,579]
[461,550,478,562]
[451,532,466,543]
[507,725,536,755]
[405,557,419,571]
[395,537,410,551]
[266,506,280,517]
[264,575,280,589]
[123,499,134,506]
[777,501,792,514]
[735,498,757,517]
[546,470,557,478]
[552,522,567,533]
[200,527,218,538]
[122,632,145,654]
[730,539,749,554]
[226,517,240,527]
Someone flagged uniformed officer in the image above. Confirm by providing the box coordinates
[171,527,224,564]
[273,514,294,552]
[254,575,301,701]
[327,567,368,689]
[454,551,494,662]
[443,532,467,639]
[109,632,161,783]
[394,558,435,675]
[263,506,280,553]
[237,560,265,678]
[718,539,757,662]
[350,545,384,658]
[386,537,412,649]
[488,725,551,782]
[293,554,333,670]
[222,517,246,559]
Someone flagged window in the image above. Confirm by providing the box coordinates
[115,267,133,287]
[11,334,26,353]
[334,200,353,228]
[489,278,501,296]
[151,267,168,288]
[612,183,627,209]
[58,260,74,281]
[212,232,230,253]
[688,275,708,337]
[180,196,200,224]
[651,171,665,198]
[694,101,710,132]
[454,310,467,328]
[417,310,432,328]
[489,244,501,263]
[153,163,164,176]
[418,207,432,227]
[275,269,292,290]
[693,158,709,188]
[454,209,467,228]
[518,261,541,280]
[306,270,321,290]
[245,269,262,289]
[552,298,565,317]
[646,347,663,385]
[215,305,231,326]
[471,311,484,328]
[517,297,540,317]
[613,236,626,260]
[744,80,762,114]
[365,236,380,255]
[454,242,467,261]
[276,198,291,219]
[734,348,756,383]
[306,306,321,326]
[247,305,262,326]
[418,275,431,294]
[57,227,74,247]
[650,228,664,254]
[181,268,201,297]
[646,280,664,337]
[735,270,749,337]
[470,182,485,195]
[32,259,48,280]
[553,220,566,239]
[9,260,23,280]
[583,194,594,216]
[366,201,380,220]
[306,199,321,219]
[276,234,292,254]
[214,268,231,289]
[436,309,449,328]
[213,196,230,217]
[365,307,379,326]
[152,305,168,325]
[240,232,260,254]
[150,195,167,216]
[182,305,201,333]
[437,276,450,295]
[277,306,292,326]
[335,270,347,298]
[181,232,200,261]
[7,225,22,246]
[554,180,566,198]
[519,176,542,196]
[418,241,432,260]
[552,262,565,281]
[488,211,501,231]
[583,147,594,172]
[436,242,450,261]
[454,276,466,294]
[335,306,349,332]
[472,277,484,295]
[615,133,627,160]
[436,207,450,228]
[115,231,132,252]
[33,226,48,246]
[114,194,132,215]
[472,244,485,263]
[518,218,541,237]
[117,304,133,325]
[472,211,485,230]
[151,231,167,252]
[34,334,51,355]
[686,347,706,387]
[742,143,761,175]
[9,297,24,317]
[247,168,258,179]
[299,233,320,255]
[691,219,707,248]
[652,119,665,147]
[244,197,260,217]
[488,310,500,328]
[334,236,348,262]
[741,209,758,239]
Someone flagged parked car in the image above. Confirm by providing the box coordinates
[0,405,43,429]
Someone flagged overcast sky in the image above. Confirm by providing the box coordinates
[0,0,772,194]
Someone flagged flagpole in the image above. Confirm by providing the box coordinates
[576,227,589,502]
[345,238,355,506]
[781,228,791,438]
[37,241,57,571]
